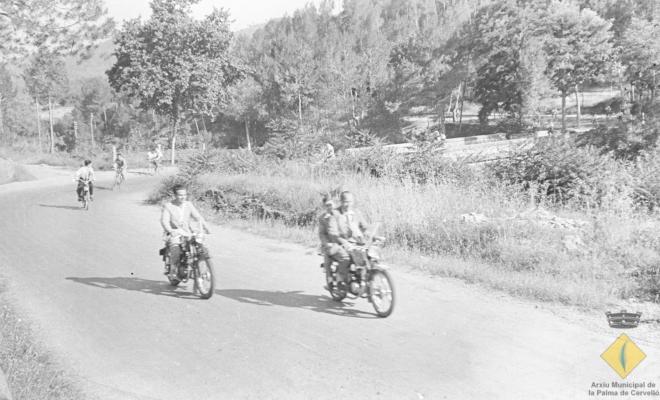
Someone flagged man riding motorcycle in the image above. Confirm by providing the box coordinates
[160,184,210,278]
[326,191,370,288]
[74,160,95,202]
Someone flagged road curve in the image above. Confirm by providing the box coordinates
[0,174,658,400]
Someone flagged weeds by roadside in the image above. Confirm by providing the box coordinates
[0,290,83,400]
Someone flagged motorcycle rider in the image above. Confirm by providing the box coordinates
[327,191,369,288]
[160,184,209,277]
[74,160,95,202]
[318,195,338,270]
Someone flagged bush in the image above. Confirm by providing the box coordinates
[491,137,632,208]
[577,116,660,160]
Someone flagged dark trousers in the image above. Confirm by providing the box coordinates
[168,243,182,271]
[330,246,351,283]
[76,181,94,201]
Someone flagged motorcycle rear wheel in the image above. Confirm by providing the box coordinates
[369,269,395,318]
[194,258,215,299]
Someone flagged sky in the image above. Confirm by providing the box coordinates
[105,0,341,31]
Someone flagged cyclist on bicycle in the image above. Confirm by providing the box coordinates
[148,145,163,175]
[74,160,95,202]
[113,153,127,187]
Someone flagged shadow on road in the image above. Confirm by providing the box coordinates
[39,203,83,211]
[216,289,377,319]
[65,276,201,299]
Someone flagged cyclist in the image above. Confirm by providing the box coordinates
[148,145,163,175]
[113,152,127,188]
[74,160,95,203]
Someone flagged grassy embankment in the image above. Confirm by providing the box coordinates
[0,295,83,400]
[150,148,660,309]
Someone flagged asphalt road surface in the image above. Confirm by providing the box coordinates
[0,174,658,400]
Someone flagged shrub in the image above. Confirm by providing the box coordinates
[577,117,660,160]
[491,137,632,208]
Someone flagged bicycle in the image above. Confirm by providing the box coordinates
[112,168,125,190]
[79,179,92,210]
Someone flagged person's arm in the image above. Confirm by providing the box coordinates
[357,211,369,235]
[189,203,210,234]
[328,214,350,247]
[160,205,173,234]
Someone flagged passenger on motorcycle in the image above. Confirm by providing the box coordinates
[160,185,209,278]
[74,160,95,202]
[318,195,339,269]
[327,191,370,287]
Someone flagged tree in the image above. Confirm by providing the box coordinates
[0,64,17,144]
[107,0,243,164]
[454,1,549,125]
[544,1,614,132]
[73,77,113,148]
[224,77,268,151]
[23,48,69,153]
[0,0,113,62]
[619,16,660,102]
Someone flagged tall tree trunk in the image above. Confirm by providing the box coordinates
[35,98,42,152]
[298,91,303,125]
[170,119,178,166]
[0,94,5,144]
[90,113,95,150]
[245,119,252,152]
[560,91,567,133]
[574,84,581,128]
[103,108,108,131]
[48,96,55,153]
[458,81,466,135]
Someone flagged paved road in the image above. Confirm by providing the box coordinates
[0,175,658,399]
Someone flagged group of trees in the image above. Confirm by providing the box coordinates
[221,0,659,150]
[0,0,658,158]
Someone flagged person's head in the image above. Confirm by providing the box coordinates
[339,191,354,212]
[172,184,187,203]
[84,160,92,166]
[322,195,334,213]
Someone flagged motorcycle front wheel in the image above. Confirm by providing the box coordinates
[194,258,215,299]
[369,269,395,318]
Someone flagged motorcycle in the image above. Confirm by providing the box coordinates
[322,234,395,318]
[159,233,215,299]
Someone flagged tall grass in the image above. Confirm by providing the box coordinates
[151,149,660,306]
[0,297,83,400]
